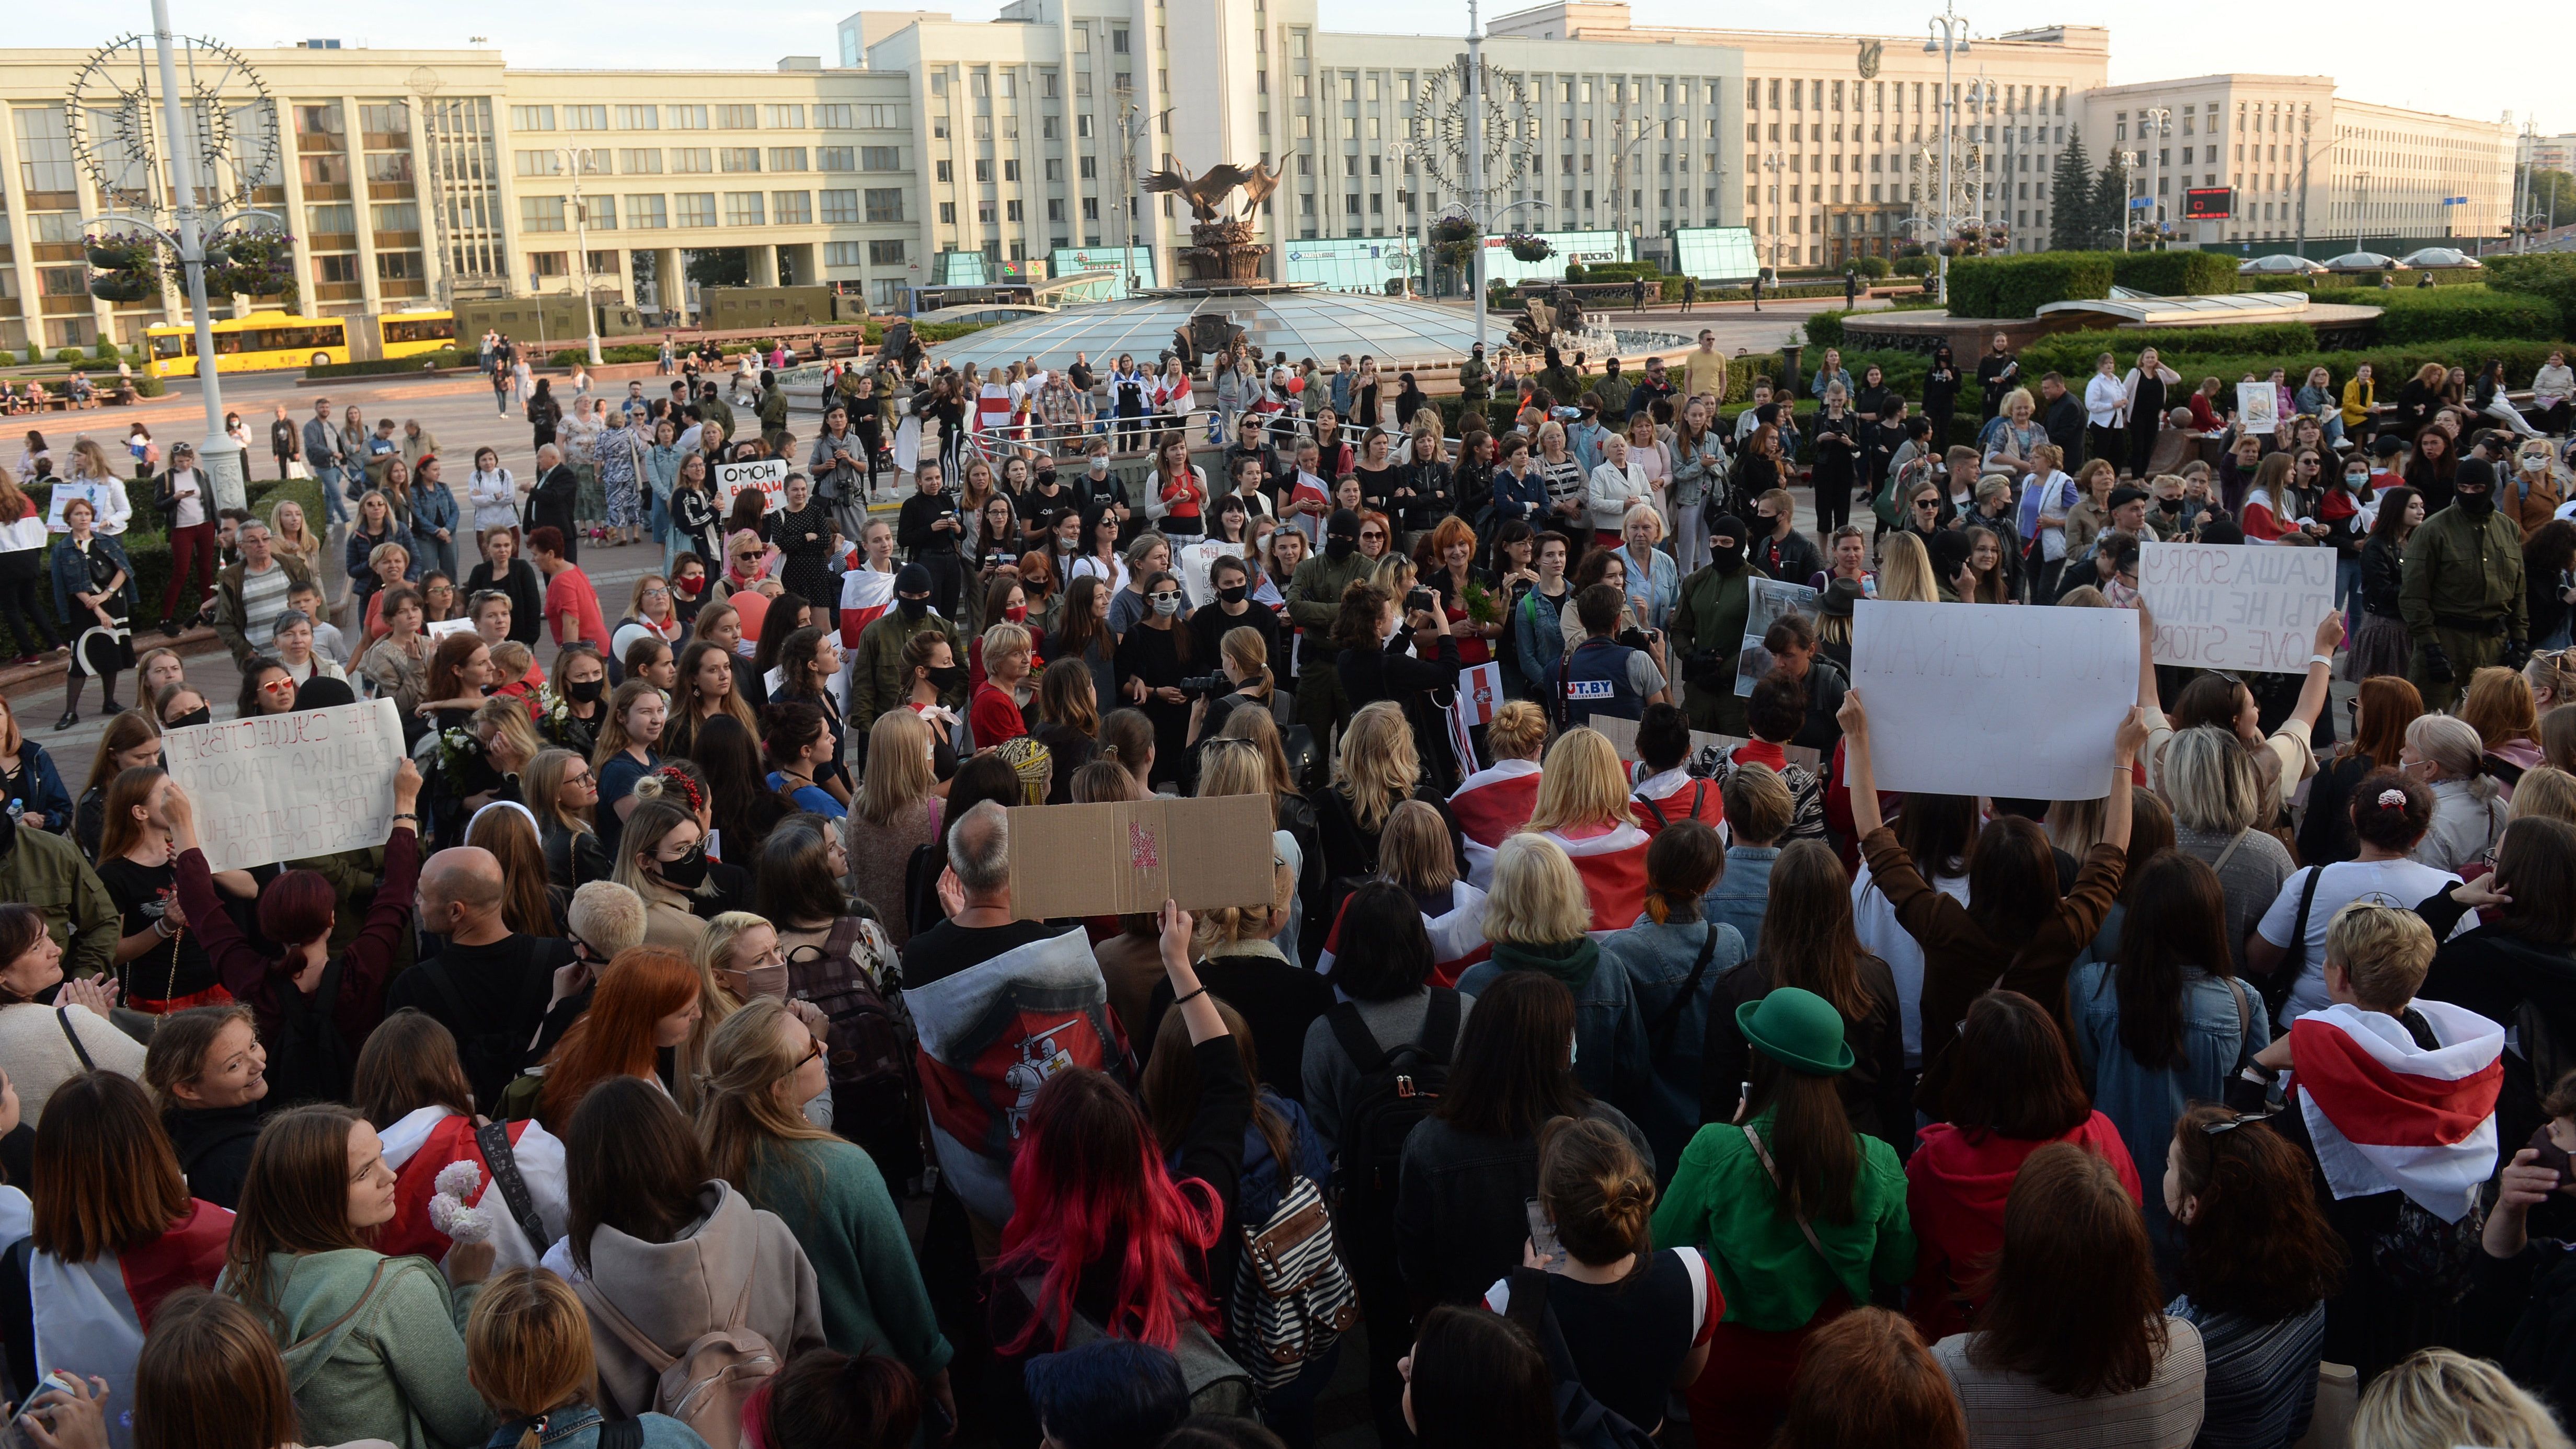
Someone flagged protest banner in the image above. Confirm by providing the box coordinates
[1591,713,1820,773]
[426,616,477,641]
[1006,794,1277,920]
[2236,381,2280,436]
[1849,600,2138,800]
[160,699,407,871]
[2137,540,2336,673]
[716,457,790,514]
[1175,538,1245,610]
[1736,578,1821,696]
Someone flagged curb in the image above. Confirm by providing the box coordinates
[0,625,226,693]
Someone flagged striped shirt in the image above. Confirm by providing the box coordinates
[2167,1296,2324,1449]
[1933,1318,2206,1448]
[237,561,295,650]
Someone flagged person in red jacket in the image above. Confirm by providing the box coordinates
[971,620,1036,748]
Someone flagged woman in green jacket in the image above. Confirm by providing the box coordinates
[1650,986,1915,1449]
[218,1104,494,1449]
[697,998,958,1433]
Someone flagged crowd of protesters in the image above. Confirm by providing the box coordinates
[3,321,2576,1449]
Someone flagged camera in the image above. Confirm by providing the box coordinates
[1617,626,1658,652]
[1405,586,1439,616]
[1176,673,1233,697]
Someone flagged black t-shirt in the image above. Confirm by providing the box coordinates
[900,918,1067,991]
[96,856,218,1003]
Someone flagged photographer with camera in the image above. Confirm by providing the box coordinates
[1182,624,1278,764]
[1327,578,1464,793]
[1557,581,1670,729]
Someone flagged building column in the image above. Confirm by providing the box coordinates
[750,244,779,285]
[347,95,384,317]
[656,246,684,317]
[0,106,44,353]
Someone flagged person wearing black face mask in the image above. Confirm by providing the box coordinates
[1283,508,1374,683]
[852,561,967,731]
[1668,513,1754,735]
[543,642,611,758]
[2402,454,2528,712]
[1189,554,1281,666]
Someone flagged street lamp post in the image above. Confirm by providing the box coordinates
[1466,0,1488,349]
[2139,107,2170,250]
[1924,0,1972,303]
[2355,170,2370,254]
[2118,150,2139,252]
[552,145,604,366]
[1387,137,1422,298]
[1763,150,1786,278]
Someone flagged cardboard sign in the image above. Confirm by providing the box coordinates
[716,457,790,514]
[1736,578,1821,696]
[1849,600,2138,800]
[2236,381,2280,436]
[160,699,407,871]
[1589,714,1820,773]
[1005,794,1277,921]
[1175,539,1246,610]
[2137,540,2336,674]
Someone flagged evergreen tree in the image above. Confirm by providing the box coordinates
[2048,127,2094,251]
[2090,157,2132,251]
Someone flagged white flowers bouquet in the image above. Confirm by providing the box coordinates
[426,1159,492,1243]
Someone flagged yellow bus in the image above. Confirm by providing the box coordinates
[146,312,351,377]
[375,309,456,360]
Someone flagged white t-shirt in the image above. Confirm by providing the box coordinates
[1854,862,1971,1065]
[2256,857,2461,1023]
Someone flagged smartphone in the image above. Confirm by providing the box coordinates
[2529,1123,2573,1189]
[1525,1198,1568,1274]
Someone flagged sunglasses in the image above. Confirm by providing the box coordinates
[1147,591,1182,603]
[259,678,296,694]
[1359,530,1386,540]
[2199,1108,2280,1135]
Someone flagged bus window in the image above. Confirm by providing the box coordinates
[383,319,454,345]
[151,334,193,359]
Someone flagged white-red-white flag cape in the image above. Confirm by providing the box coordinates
[1451,758,1542,888]
[1318,880,1492,988]
[840,565,897,647]
[1536,823,1652,937]
[2290,999,2504,1223]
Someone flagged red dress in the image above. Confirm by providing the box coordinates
[969,680,1027,748]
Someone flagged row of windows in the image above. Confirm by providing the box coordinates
[822,239,912,267]
[518,188,906,231]
[505,103,904,132]
[511,146,903,177]
[1753,78,2069,116]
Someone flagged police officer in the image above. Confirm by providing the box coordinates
[2400,455,2527,712]
[1668,512,1753,735]
[1558,582,1665,728]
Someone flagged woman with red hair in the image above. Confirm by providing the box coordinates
[990,902,1242,1445]
[164,763,424,1106]
[534,947,704,1132]
[1423,514,1499,668]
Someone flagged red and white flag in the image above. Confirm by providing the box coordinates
[1442,663,1508,788]
[1318,882,1492,987]
[2290,999,2504,1222]
[1537,822,1652,936]
[1451,758,1542,889]
[0,1186,231,1440]
[840,565,897,647]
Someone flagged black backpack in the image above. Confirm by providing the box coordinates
[1327,988,1462,1225]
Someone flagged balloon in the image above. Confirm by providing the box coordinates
[1287,377,1305,394]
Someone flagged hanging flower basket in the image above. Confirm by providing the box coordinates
[84,235,164,299]
[88,274,155,304]
[204,231,295,297]
[1504,233,1554,263]
[1430,216,1478,247]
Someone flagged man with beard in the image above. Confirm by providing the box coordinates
[2401,455,2527,713]
[1668,512,1753,735]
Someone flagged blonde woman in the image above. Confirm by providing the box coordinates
[1197,734,1307,963]
[2405,714,2508,872]
[674,910,763,1114]
[1874,531,1941,604]
[1520,726,1650,934]
[266,497,326,592]
[1370,797,1489,986]
[2350,1349,2571,1449]
[1459,830,1648,1102]
[1318,699,1462,888]
[48,438,134,536]
[846,708,942,946]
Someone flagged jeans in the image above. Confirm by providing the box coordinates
[650,488,674,570]
[1672,500,1709,575]
[2488,397,2547,439]
[417,527,459,585]
[2321,412,2346,448]
[162,521,215,624]
[317,465,351,524]
[2337,555,2362,633]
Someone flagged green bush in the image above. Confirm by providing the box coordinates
[1853,256,1894,280]
[1562,260,1586,284]
[2109,251,2240,296]
[307,350,472,378]
[2020,323,2321,379]
[1803,310,1849,350]
[2487,254,2576,334]
[133,373,166,398]
[91,340,120,362]
[1580,261,1664,282]
[53,348,84,364]
[1946,252,2118,318]
[2372,288,2559,344]
[1894,256,1933,278]
[547,344,662,366]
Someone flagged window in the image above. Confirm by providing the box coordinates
[510,106,554,132]
[1077,114,1092,139]
[618,148,662,174]
[668,105,708,129]
[676,192,717,227]
[370,202,419,231]
[615,105,659,130]
[365,153,413,182]
[861,146,901,171]
[870,239,905,264]
[624,194,667,228]
[719,148,761,172]
[376,251,423,281]
[520,196,567,231]
[767,148,808,171]
[299,154,349,187]
[315,254,360,283]
[718,105,758,129]
[1006,200,1023,221]
[973,116,993,140]
[1047,198,1064,221]
[976,201,995,224]
[815,104,853,129]
[1042,116,1059,140]
[772,191,812,224]
[971,73,990,98]
[1041,71,1058,98]
[1084,196,1100,219]
[936,160,951,182]
[938,201,956,223]
[825,240,862,267]
[865,187,905,222]
[671,148,712,173]
[306,204,356,235]
[1079,155,1096,178]
[523,252,564,279]
[359,103,408,136]
[1044,158,1061,181]
[1112,28,1130,52]
[723,192,765,226]
[564,106,607,131]
[974,159,992,183]
[821,189,859,223]
[1004,159,1020,181]
[764,105,805,129]
[818,146,855,171]
[576,196,615,229]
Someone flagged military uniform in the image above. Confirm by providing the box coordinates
[1457,353,1491,407]
[2399,498,2526,712]
[1668,560,1752,735]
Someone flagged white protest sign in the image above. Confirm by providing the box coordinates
[426,616,477,641]
[1849,600,2138,800]
[1175,539,1246,610]
[2236,381,2279,436]
[2137,541,2336,674]
[716,457,790,514]
[160,699,407,871]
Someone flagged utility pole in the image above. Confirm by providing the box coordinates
[2140,106,2169,250]
[1924,0,1972,303]
[151,0,246,513]
[1466,0,1487,350]
[553,145,603,365]
[407,70,454,307]
[2355,170,2369,254]
[1765,150,1787,276]
[2295,106,2312,253]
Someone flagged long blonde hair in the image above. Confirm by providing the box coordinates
[696,997,838,1205]
[1875,532,1940,604]
[1377,799,1457,895]
[856,707,934,827]
[1524,727,1638,835]
[1220,625,1274,703]
[1333,702,1418,833]
[1484,833,1593,946]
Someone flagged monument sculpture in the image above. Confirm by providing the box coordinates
[1141,154,1286,286]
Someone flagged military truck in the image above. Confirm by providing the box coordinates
[696,284,870,330]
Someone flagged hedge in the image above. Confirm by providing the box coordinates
[2109,251,2240,296]
[2365,288,2561,344]
[308,350,472,378]
[2094,337,2571,395]
[2019,324,2322,379]
[1946,253,2117,318]
[2488,254,2576,334]
[1803,310,1849,350]
[24,472,326,634]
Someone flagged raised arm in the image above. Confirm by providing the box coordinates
[1837,689,1883,837]
[2284,611,2347,739]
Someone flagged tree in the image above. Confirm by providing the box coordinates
[2048,126,2094,252]
[2090,156,2132,250]
[684,248,751,289]
[2515,166,2576,229]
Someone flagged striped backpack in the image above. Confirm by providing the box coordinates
[1226,1170,1358,1393]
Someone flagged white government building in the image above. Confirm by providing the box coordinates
[0,3,2516,352]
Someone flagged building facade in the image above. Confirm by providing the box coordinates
[2083,75,2514,251]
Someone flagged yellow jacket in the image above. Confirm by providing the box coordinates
[2340,376,2375,430]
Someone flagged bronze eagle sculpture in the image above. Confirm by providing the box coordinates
[1141,155,1285,224]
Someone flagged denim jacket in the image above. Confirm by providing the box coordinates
[1703,845,1778,957]
[1671,430,1727,509]
[1602,914,1746,1177]
[1512,581,1570,691]
[2067,958,2268,1239]
[485,1406,705,1449]
[409,475,458,537]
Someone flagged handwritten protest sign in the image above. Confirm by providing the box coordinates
[2236,381,2280,436]
[2137,541,2335,674]
[1849,601,2137,800]
[1176,539,1246,610]
[1737,578,1821,696]
[1006,794,1276,920]
[160,699,406,871]
[716,457,790,514]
